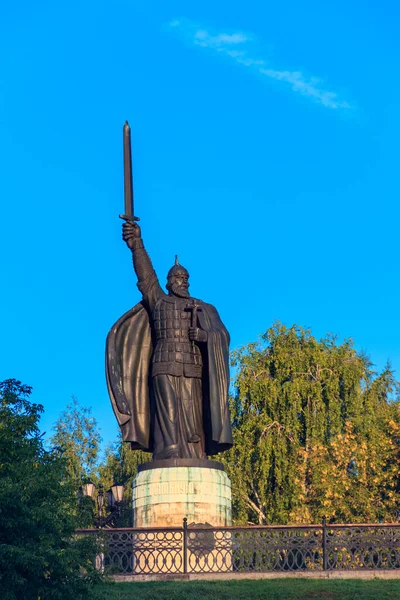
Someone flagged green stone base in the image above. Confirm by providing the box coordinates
[132,461,232,528]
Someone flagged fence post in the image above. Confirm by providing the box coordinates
[322,516,327,571]
[183,518,188,574]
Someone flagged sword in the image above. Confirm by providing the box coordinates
[119,121,140,223]
[187,300,202,444]
[187,301,201,351]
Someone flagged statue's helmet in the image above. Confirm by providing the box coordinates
[166,255,190,295]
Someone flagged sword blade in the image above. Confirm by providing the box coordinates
[123,121,134,218]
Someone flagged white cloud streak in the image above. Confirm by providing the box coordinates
[168,19,351,110]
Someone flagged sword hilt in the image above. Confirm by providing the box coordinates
[191,305,198,328]
[189,302,202,329]
[119,214,140,222]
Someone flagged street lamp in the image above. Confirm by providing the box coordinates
[110,482,125,504]
[81,481,96,499]
[80,481,126,528]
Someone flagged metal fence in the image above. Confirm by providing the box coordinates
[76,520,400,575]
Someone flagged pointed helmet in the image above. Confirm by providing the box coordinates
[167,255,189,281]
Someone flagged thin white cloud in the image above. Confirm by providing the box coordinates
[168,19,351,110]
[194,31,249,48]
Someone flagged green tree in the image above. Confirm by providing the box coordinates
[50,396,101,490]
[98,431,148,525]
[220,323,400,525]
[0,379,100,600]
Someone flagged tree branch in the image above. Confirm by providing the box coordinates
[246,497,267,524]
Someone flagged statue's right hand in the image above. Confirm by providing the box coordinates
[122,221,141,249]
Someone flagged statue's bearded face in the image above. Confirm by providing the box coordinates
[168,274,190,298]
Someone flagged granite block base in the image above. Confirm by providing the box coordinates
[133,459,232,528]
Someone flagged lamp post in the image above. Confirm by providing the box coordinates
[80,481,126,528]
[97,484,105,520]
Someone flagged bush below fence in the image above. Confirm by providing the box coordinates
[76,522,400,576]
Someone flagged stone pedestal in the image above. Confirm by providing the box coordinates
[132,459,232,573]
[133,459,231,528]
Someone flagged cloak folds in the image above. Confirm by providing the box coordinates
[106,300,233,455]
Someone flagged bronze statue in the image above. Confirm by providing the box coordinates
[106,123,233,461]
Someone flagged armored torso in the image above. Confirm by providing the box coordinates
[151,296,202,378]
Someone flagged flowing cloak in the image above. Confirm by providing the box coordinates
[106,299,233,456]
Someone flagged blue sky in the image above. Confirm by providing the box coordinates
[1,0,399,450]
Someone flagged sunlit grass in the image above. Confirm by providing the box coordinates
[93,578,400,600]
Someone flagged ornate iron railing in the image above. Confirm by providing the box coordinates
[325,524,400,570]
[76,520,400,575]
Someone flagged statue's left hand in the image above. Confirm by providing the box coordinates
[189,327,207,343]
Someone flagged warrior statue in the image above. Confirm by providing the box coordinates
[106,220,233,460]
[106,121,232,462]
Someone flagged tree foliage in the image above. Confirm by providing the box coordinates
[0,379,100,600]
[50,396,101,490]
[220,323,400,525]
[98,432,148,525]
